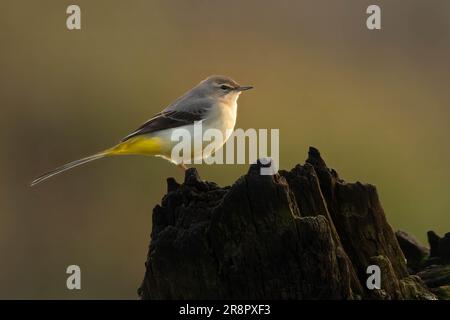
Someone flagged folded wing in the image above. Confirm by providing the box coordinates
[121,107,209,142]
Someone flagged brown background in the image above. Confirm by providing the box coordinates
[1,0,449,298]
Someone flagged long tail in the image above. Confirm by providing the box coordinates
[30,136,163,187]
[30,152,108,187]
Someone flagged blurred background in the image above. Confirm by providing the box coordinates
[1,0,449,299]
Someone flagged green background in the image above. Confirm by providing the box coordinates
[1,0,449,298]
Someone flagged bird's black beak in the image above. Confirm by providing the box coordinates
[236,86,253,91]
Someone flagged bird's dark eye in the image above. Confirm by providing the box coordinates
[220,85,230,90]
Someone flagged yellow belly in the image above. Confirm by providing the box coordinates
[107,136,163,156]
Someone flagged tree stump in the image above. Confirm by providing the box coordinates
[138,147,442,300]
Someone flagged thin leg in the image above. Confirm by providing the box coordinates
[178,163,188,171]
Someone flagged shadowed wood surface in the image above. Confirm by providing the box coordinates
[139,147,449,300]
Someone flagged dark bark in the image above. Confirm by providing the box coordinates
[138,147,444,300]
[427,231,450,264]
[395,230,429,272]
[416,231,450,299]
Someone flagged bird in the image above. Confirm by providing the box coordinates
[30,75,253,186]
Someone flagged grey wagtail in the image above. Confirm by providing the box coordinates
[31,75,253,186]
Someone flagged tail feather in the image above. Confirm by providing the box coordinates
[30,152,107,187]
[30,137,163,187]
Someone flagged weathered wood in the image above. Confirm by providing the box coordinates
[139,147,441,299]
[396,230,429,272]
[428,231,450,264]
[416,231,450,299]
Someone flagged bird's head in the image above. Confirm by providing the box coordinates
[197,75,253,102]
